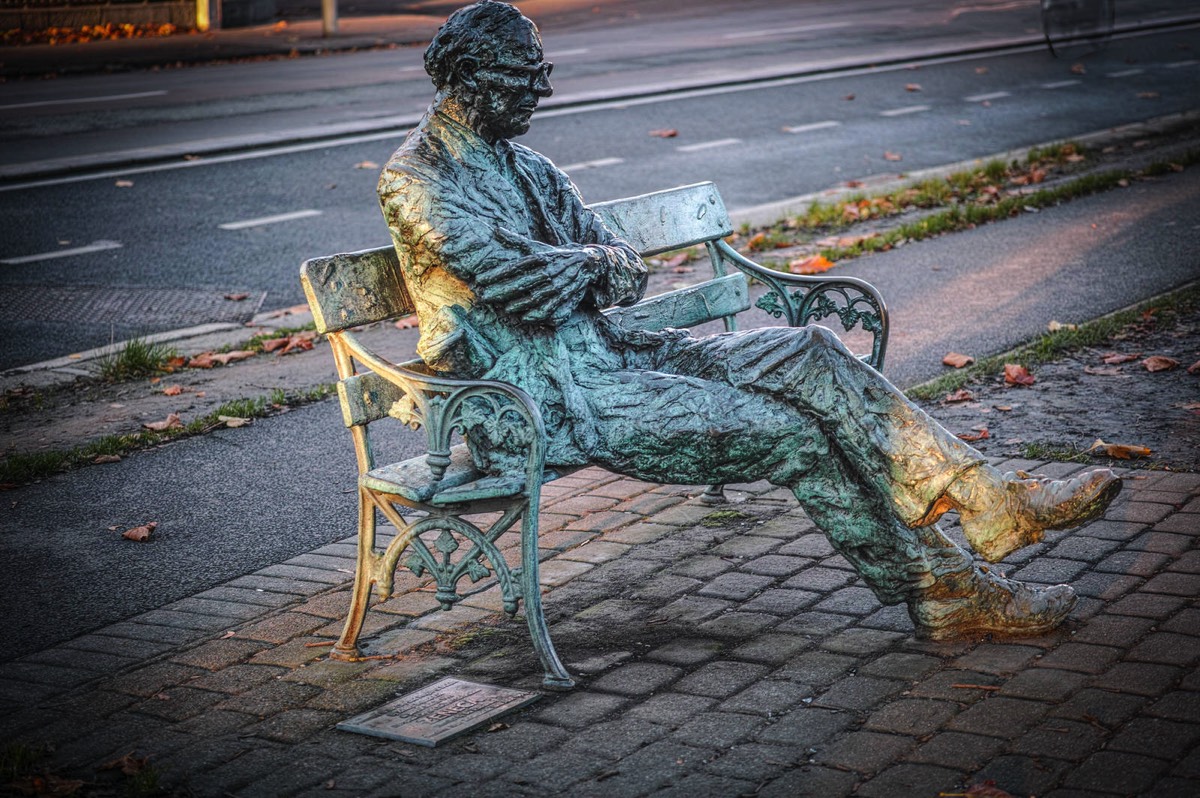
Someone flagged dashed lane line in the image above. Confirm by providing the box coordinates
[1,240,122,265]
[0,91,167,112]
[560,157,624,171]
[879,105,931,117]
[1042,79,1082,89]
[1107,68,1145,77]
[784,120,841,134]
[218,210,323,230]
[675,138,742,153]
[965,91,1011,102]
[723,22,852,39]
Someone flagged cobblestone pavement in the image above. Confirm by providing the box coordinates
[1,459,1197,797]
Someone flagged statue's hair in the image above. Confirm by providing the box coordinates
[424,1,539,88]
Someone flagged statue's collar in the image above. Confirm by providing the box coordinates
[431,108,515,171]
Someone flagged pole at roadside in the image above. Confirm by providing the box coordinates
[322,0,339,36]
[195,0,220,31]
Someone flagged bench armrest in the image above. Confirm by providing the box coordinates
[714,240,890,370]
[337,333,549,498]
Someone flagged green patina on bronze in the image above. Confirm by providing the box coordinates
[303,0,1125,689]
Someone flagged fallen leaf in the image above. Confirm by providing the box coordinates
[394,316,420,330]
[904,83,922,92]
[207,350,257,366]
[944,389,975,403]
[275,331,318,356]
[261,337,290,352]
[1047,320,1077,332]
[486,722,510,732]
[219,415,251,428]
[115,179,134,187]
[122,521,158,542]
[1087,439,1151,459]
[649,129,678,138]
[994,405,1013,412]
[843,93,855,100]
[1137,91,1160,99]
[102,752,150,775]
[353,160,379,169]
[883,151,902,161]
[1084,366,1124,376]
[162,384,183,396]
[187,352,217,369]
[223,292,249,301]
[1003,363,1035,386]
[1189,360,1200,375]
[662,252,690,269]
[942,352,975,369]
[788,254,835,275]
[964,780,1019,798]
[143,413,183,432]
[957,427,990,442]
[1101,351,1140,365]
[93,454,122,464]
[166,355,188,370]
[975,67,989,75]
[1070,63,1086,74]
[844,180,864,188]
[1142,355,1179,372]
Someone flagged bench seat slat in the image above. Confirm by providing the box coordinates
[363,444,563,506]
[605,273,749,332]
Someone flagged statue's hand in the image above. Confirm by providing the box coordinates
[475,248,593,326]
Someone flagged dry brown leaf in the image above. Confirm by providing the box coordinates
[394,316,420,330]
[649,129,678,138]
[843,93,855,100]
[1137,91,1160,99]
[223,292,249,301]
[354,160,379,169]
[964,781,1019,798]
[942,352,975,369]
[1047,320,1077,332]
[788,255,834,275]
[883,151,902,161]
[276,331,317,356]
[944,389,975,403]
[1189,360,1200,375]
[1003,363,1035,386]
[186,352,217,369]
[994,405,1013,412]
[115,179,134,188]
[1101,351,1140,365]
[143,413,183,432]
[904,83,922,92]
[219,415,251,428]
[1142,355,1179,372]
[1087,439,1151,459]
[662,252,690,269]
[844,179,864,188]
[1070,63,1086,74]
[122,521,157,542]
[162,384,183,396]
[957,427,990,442]
[209,350,257,366]
[260,337,291,353]
[102,752,150,775]
[93,454,121,464]
[1084,366,1124,376]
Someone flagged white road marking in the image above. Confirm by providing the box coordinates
[560,157,624,171]
[724,22,852,39]
[676,138,742,153]
[1042,79,1081,89]
[965,91,1011,102]
[1167,59,1198,68]
[879,104,930,117]
[219,210,323,230]
[550,48,590,57]
[2,240,122,265]
[784,120,841,134]
[0,90,167,112]
[1107,68,1145,78]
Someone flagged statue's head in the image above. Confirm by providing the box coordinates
[424,1,554,141]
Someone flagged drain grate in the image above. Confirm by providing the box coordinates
[1,284,267,327]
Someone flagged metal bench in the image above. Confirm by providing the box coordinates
[300,181,889,690]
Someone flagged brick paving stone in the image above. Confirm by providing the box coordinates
[166,596,275,622]
[503,749,610,793]
[564,510,641,534]
[1071,612,1155,646]
[813,586,882,616]
[704,742,798,781]
[729,633,813,664]
[1051,688,1148,727]
[1089,661,1182,696]
[1170,747,1200,778]
[1128,632,1200,665]
[1036,642,1121,673]
[236,754,348,798]
[669,710,766,749]
[424,752,518,782]
[909,669,1002,702]
[217,679,321,716]
[1011,557,1090,584]
[782,565,856,592]
[906,731,1005,770]
[374,589,443,617]
[187,663,286,695]
[1010,718,1105,762]
[866,697,960,735]
[776,533,836,558]
[972,754,1070,797]
[257,563,349,586]
[1144,571,1200,597]
[133,608,235,633]
[559,716,670,759]
[1152,512,1200,534]
[644,637,724,666]
[813,730,917,774]
[571,740,708,797]
[1069,571,1142,600]
[946,696,1050,738]
[740,588,819,616]
[740,554,811,577]
[22,646,136,674]
[776,611,854,637]
[95,620,207,647]
[756,705,855,747]
[675,661,771,698]
[106,661,207,697]
[1167,550,1200,572]
[1129,530,1194,555]
[1107,502,1174,525]
[696,610,780,639]
[859,652,942,681]
[249,638,335,668]
[719,678,813,716]
[603,522,677,545]
[1148,776,1200,798]
[234,611,335,645]
[627,692,717,725]
[61,633,176,662]
[1161,607,1200,636]
[758,764,858,798]
[132,685,227,722]
[537,558,594,586]
[710,534,780,560]
[647,772,761,798]
[590,662,683,696]
[470,720,570,760]
[953,643,1043,675]
[1097,549,1172,577]
[354,654,457,687]
[1108,591,1188,618]
[557,540,631,564]
[1146,689,1200,722]
[50,713,171,770]
[195,585,302,609]
[242,708,340,744]
[1106,716,1200,760]
[820,628,905,656]
[775,650,861,687]
[1062,751,1168,795]
[1078,520,1149,542]
[999,667,1088,701]
[814,675,906,711]
[655,595,734,624]
[668,554,735,580]
[547,493,620,517]
[583,554,673,584]
[304,677,400,714]
[854,763,961,798]
[171,637,269,671]
[696,571,774,601]
[574,598,654,627]
[1047,535,1124,561]
[174,708,257,737]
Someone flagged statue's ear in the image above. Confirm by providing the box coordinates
[455,56,480,91]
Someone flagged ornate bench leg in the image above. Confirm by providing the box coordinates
[520,509,575,691]
[331,490,375,661]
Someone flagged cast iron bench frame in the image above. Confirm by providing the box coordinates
[300,181,889,690]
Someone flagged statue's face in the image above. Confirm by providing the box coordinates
[465,23,553,140]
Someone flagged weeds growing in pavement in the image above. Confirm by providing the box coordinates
[97,337,179,381]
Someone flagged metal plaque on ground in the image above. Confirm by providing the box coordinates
[336,677,540,747]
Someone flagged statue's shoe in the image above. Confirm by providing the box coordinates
[959,469,1122,562]
[910,573,1077,641]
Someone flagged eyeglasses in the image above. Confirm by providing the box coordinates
[478,60,554,90]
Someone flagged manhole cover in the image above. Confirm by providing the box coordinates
[0,284,266,326]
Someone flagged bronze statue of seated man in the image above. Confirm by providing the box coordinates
[377,0,1121,639]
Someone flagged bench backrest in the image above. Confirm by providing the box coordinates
[300,182,744,337]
